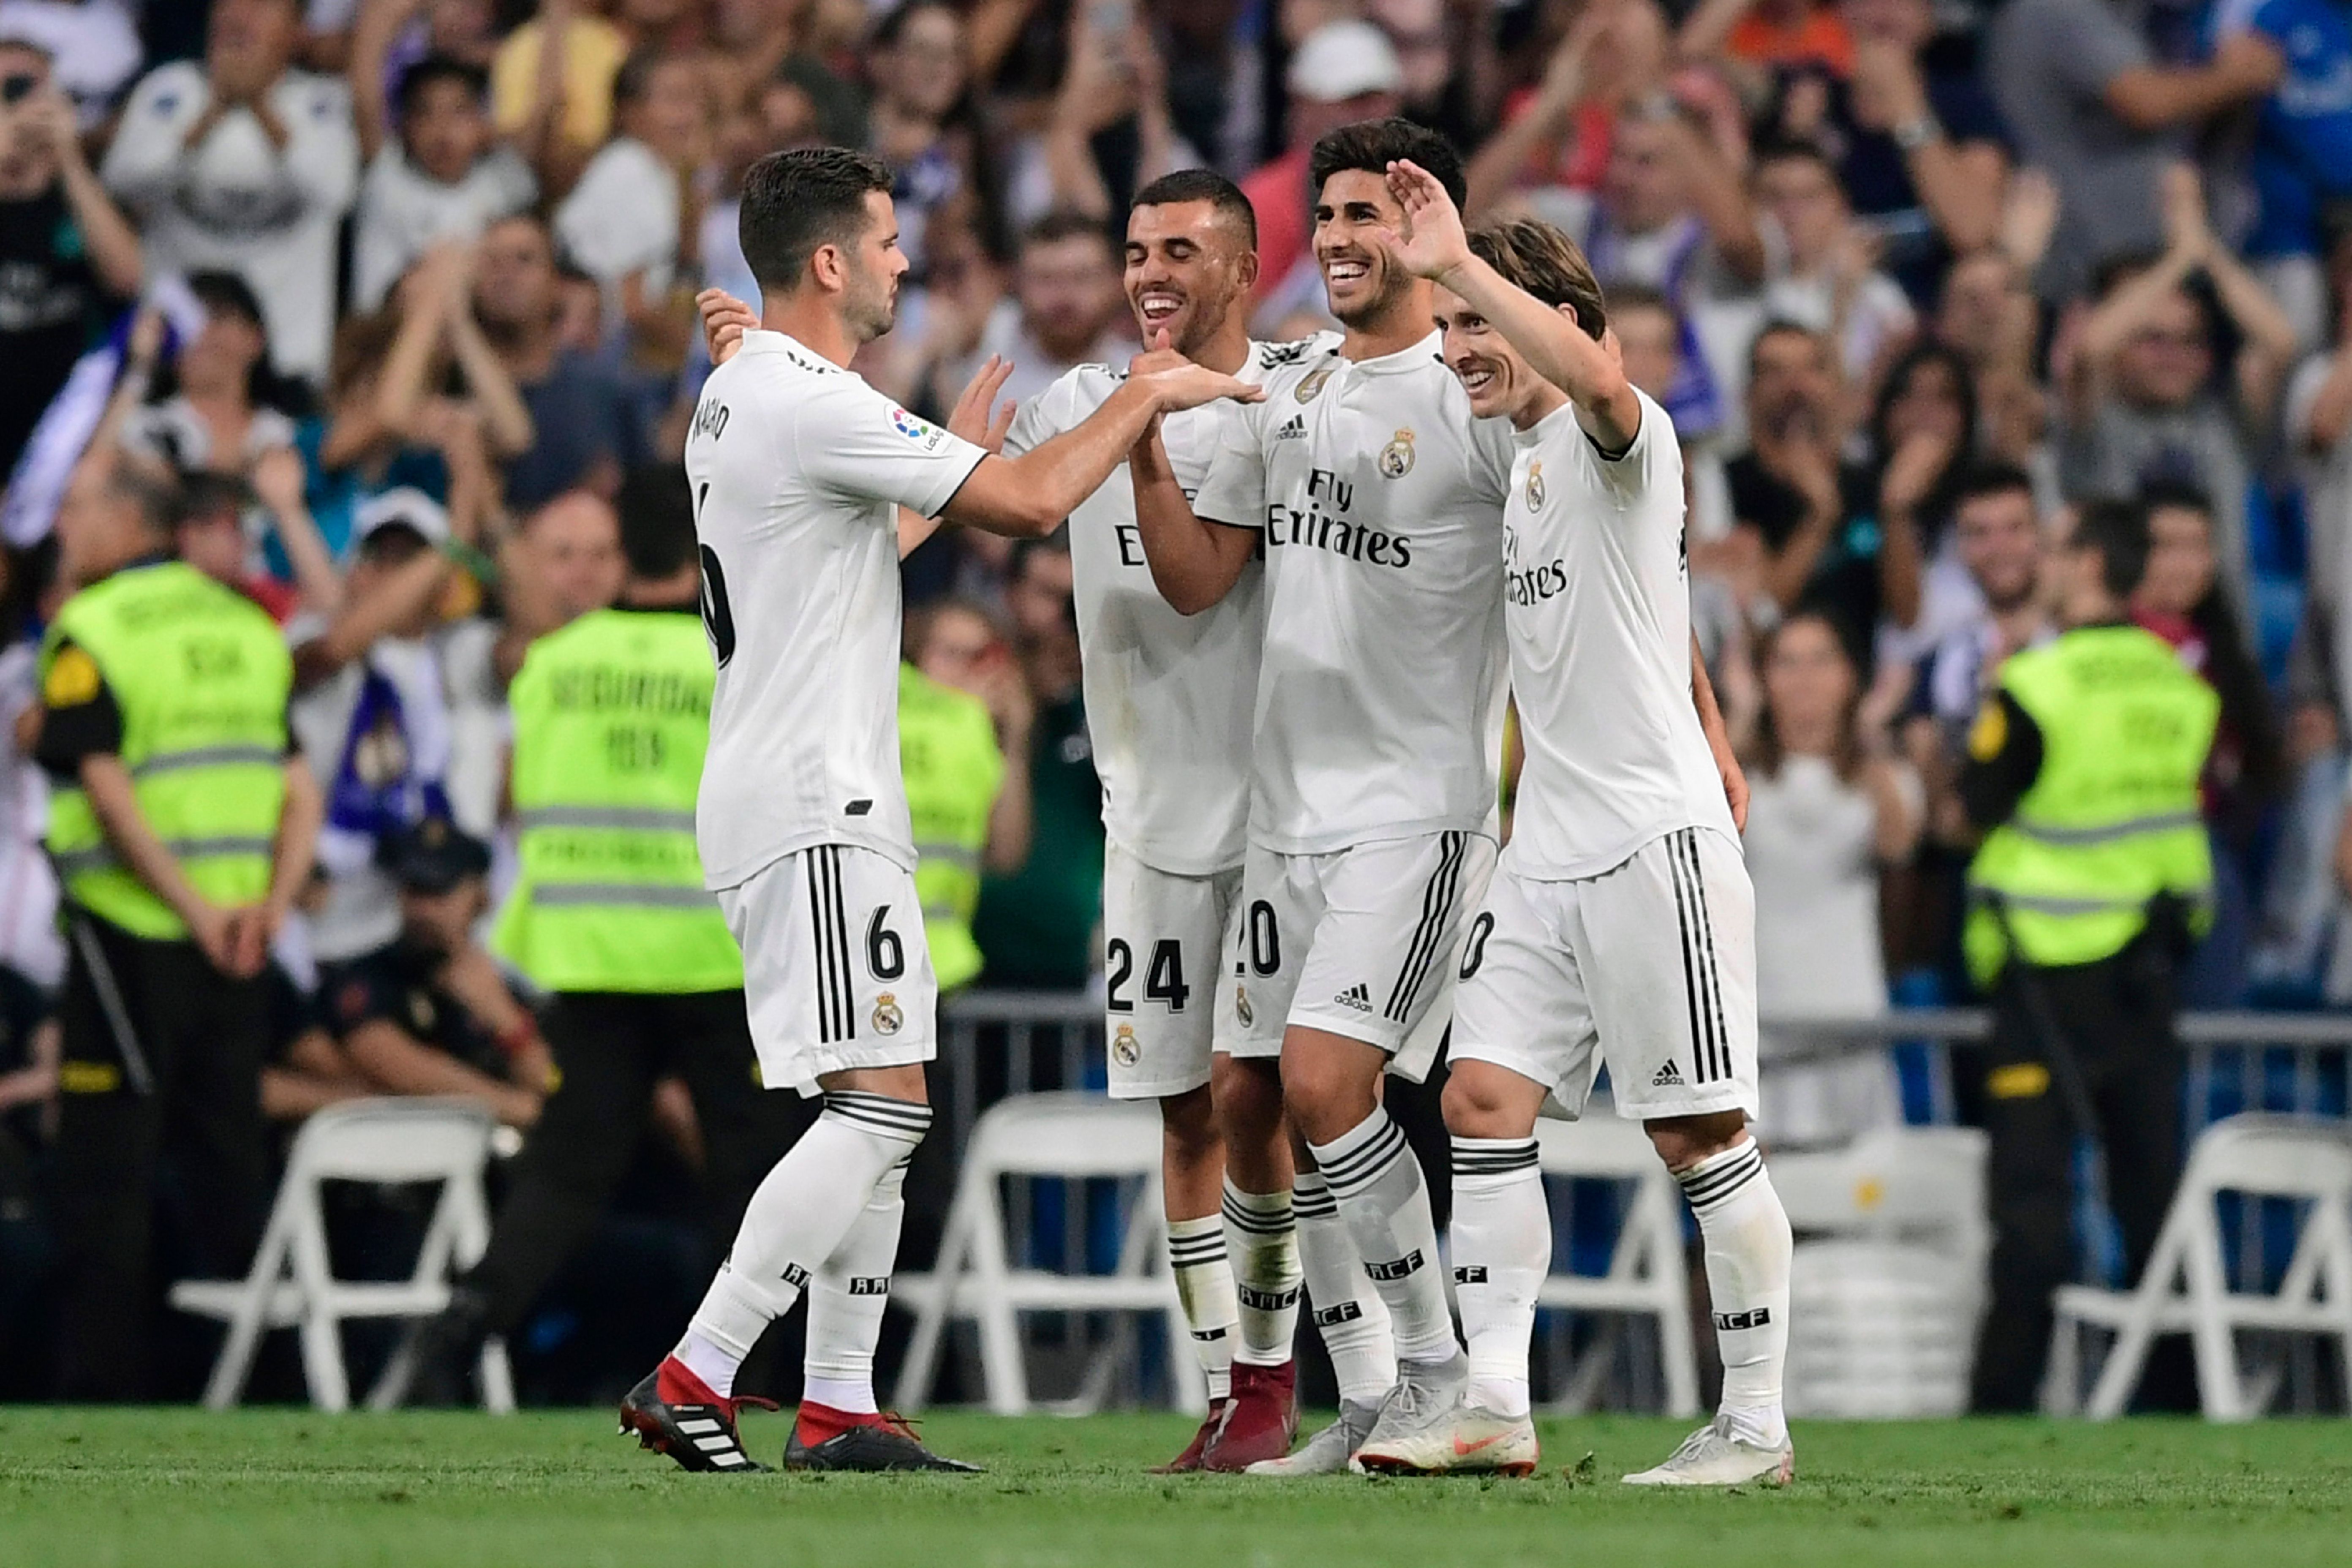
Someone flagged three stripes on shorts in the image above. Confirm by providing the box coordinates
[1666,827,1731,1086]
[1386,830,1468,1023]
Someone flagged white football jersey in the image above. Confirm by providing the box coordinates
[1194,333,1516,855]
[1501,389,1734,879]
[1006,336,1337,876]
[683,330,987,889]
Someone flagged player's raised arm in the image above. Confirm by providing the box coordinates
[1124,337,1258,615]
[941,360,1263,539]
[1373,158,1642,452]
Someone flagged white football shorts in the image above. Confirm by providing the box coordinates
[1451,826,1759,1123]
[1225,830,1498,1082]
[718,844,937,1095]
[1101,844,1244,1100]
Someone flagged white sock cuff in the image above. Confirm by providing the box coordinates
[1167,1213,1229,1268]
[819,1089,932,1149]
[1309,1107,1409,1203]
[1292,1168,1337,1220]
[1676,1137,1765,1219]
[1221,1179,1294,1234]
[1451,1135,1541,1189]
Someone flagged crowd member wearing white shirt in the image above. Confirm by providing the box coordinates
[553,47,701,360]
[347,52,534,312]
[100,0,358,385]
[620,146,1263,1477]
[1353,159,1794,1489]
[1130,120,1518,1476]
[993,170,1321,1474]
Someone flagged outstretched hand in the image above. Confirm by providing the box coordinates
[1130,327,1264,413]
[1371,158,1474,283]
[947,354,1019,452]
[697,287,759,366]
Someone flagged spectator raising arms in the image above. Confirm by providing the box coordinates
[101,0,359,385]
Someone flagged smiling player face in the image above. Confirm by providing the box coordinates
[1124,199,1256,357]
[1314,168,1417,330]
[1433,282,1557,430]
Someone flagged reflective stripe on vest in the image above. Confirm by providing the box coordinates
[41,562,291,941]
[491,609,742,993]
[1964,624,2218,984]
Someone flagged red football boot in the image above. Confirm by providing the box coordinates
[1149,1398,1229,1473]
[1200,1360,1298,1471]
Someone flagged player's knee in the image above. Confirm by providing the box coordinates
[1644,1109,1748,1173]
[1277,1036,1378,1143]
[1441,1064,1538,1140]
[1211,1053,1282,1138]
[1160,1083,1221,1162]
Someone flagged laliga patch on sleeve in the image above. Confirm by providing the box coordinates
[889,406,945,451]
[43,646,101,708]
[1967,698,2008,762]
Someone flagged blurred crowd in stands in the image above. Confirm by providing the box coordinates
[5,0,2352,1401]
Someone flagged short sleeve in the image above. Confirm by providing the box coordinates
[1001,382,1064,460]
[1583,392,1668,507]
[1191,398,1268,531]
[33,637,124,773]
[793,376,988,519]
[2044,0,2149,98]
[328,958,411,1037]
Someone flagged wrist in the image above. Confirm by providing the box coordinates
[494,1015,540,1059]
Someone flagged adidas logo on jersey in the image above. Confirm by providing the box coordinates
[1652,1061,1685,1088]
[1333,983,1372,1012]
[1274,415,1307,441]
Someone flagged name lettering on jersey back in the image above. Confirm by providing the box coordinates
[1262,467,1413,568]
[690,396,729,444]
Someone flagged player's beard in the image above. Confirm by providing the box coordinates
[1328,254,1412,331]
[1173,293,1234,359]
[844,256,899,343]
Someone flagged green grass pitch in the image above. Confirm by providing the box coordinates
[3,1407,2347,1567]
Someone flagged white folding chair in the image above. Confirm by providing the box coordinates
[893,1092,1195,1416]
[1532,1115,1701,1418]
[1774,1127,1990,1418]
[2047,1114,2352,1421]
[169,1098,514,1413]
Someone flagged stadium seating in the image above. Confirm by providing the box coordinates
[893,1092,1198,1416]
[168,1099,514,1413]
[2047,1115,2352,1420]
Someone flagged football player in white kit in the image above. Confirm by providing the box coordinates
[618,147,1262,1475]
[1345,161,1794,1486]
[1129,120,1520,1475]
[999,170,1330,1473]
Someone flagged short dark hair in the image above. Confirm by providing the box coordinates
[739,146,896,293]
[1131,168,1258,249]
[1309,117,1465,210]
[1748,317,1825,376]
[1021,207,1117,260]
[2070,498,2153,598]
[2138,475,2214,518]
[173,471,250,527]
[1952,461,2036,512]
[1469,217,1606,339]
[616,466,699,581]
[1752,138,1838,178]
[105,462,178,538]
[612,46,687,110]
[394,54,487,119]
[1605,281,1675,321]
[188,270,264,330]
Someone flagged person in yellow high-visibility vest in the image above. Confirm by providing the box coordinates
[33,458,322,1399]
[1958,497,2218,1411]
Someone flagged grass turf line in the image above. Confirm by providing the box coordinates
[2,1408,2347,1568]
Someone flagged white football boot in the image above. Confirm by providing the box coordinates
[1621,1416,1794,1486]
[1353,1401,1539,1478]
[1242,1397,1383,1476]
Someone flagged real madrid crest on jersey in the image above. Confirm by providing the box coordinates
[1112,1023,1140,1066]
[872,992,904,1035]
[1379,428,1416,478]
[1295,368,1333,403]
[1526,460,1546,511]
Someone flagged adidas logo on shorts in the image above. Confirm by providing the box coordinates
[1274,415,1307,441]
[1334,983,1373,1013]
[1652,1060,1685,1088]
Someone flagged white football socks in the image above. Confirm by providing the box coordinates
[1675,1137,1792,1446]
[800,1150,914,1414]
[1449,1135,1548,1419]
[1221,1179,1301,1368]
[1309,1108,1459,1368]
[1293,1168,1396,1403]
[1166,1213,1239,1402]
[679,1089,932,1399]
